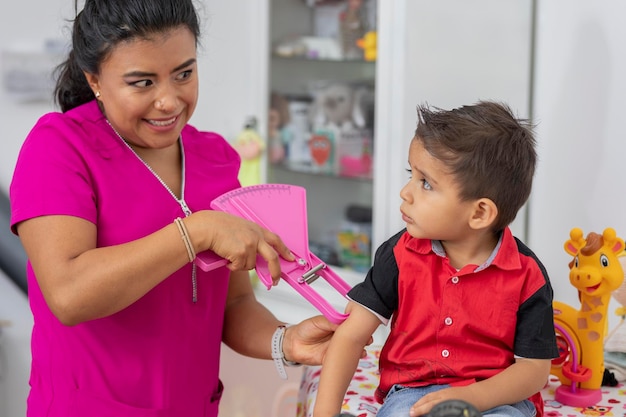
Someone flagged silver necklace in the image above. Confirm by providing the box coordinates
[106,120,198,303]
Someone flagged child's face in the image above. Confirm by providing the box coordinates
[400,138,475,240]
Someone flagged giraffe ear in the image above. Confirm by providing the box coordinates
[565,242,578,256]
[564,227,585,256]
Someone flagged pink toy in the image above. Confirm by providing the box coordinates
[551,228,625,407]
[195,184,351,324]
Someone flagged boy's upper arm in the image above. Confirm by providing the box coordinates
[341,301,384,344]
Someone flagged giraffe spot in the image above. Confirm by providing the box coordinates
[590,297,604,307]
[589,312,603,323]
[577,318,588,329]
[587,331,600,341]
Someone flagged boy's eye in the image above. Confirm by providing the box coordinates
[421,179,432,190]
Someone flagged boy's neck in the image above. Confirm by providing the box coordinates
[439,230,500,270]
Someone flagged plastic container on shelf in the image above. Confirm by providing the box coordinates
[336,204,372,273]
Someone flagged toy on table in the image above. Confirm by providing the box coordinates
[233,117,265,187]
[356,31,376,61]
[309,82,366,132]
[551,227,625,407]
[194,184,351,324]
[308,82,374,176]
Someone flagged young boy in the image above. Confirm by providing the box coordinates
[313,102,558,417]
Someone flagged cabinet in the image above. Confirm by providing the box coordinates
[266,0,378,276]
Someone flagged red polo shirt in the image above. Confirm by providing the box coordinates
[348,227,558,414]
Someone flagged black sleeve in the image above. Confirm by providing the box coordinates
[347,229,405,320]
[514,282,559,359]
[513,243,559,359]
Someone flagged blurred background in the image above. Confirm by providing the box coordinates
[1,1,625,416]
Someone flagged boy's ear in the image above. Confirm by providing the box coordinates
[469,198,498,230]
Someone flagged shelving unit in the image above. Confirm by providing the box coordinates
[267,0,378,276]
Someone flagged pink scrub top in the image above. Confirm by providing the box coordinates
[10,100,241,417]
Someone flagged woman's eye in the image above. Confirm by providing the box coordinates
[177,70,193,81]
[421,179,432,190]
[131,79,153,88]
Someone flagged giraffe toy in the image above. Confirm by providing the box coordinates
[551,227,625,407]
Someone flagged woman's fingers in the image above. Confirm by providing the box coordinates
[212,214,293,281]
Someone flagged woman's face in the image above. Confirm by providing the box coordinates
[84,26,198,149]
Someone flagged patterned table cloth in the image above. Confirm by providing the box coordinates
[297,346,626,417]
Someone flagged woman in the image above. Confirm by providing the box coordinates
[10,1,339,416]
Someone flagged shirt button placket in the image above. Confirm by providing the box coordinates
[441,276,458,362]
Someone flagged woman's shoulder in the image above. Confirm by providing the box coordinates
[29,101,104,140]
[181,124,227,143]
[182,124,240,161]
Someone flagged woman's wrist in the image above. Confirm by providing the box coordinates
[183,212,204,254]
[271,324,301,379]
[282,324,300,365]
[184,210,216,255]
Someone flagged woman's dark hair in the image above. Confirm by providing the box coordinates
[54,0,201,112]
[414,101,537,233]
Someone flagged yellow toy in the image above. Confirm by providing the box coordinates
[356,31,377,61]
[233,117,265,187]
[551,228,625,407]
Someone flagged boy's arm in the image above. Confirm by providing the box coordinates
[409,357,551,417]
[313,302,382,417]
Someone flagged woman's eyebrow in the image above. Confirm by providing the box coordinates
[123,58,197,77]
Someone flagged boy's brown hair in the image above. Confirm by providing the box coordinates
[414,101,536,233]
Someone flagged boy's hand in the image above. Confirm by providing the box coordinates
[410,386,479,417]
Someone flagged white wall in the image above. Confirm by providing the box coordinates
[373,0,534,249]
[0,1,267,193]
[529,1,626,326]
[0,1,72,192]
[2,0,626,415]
[0,4,68,416]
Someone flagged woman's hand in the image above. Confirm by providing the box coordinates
[188,210,294,282]
[282,314,373,366]
[283,315,338,365]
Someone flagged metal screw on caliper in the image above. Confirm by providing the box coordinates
[300,263,326,284]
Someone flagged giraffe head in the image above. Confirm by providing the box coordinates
[564,228,625,297]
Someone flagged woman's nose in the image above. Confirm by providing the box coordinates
[154,85,178,112]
